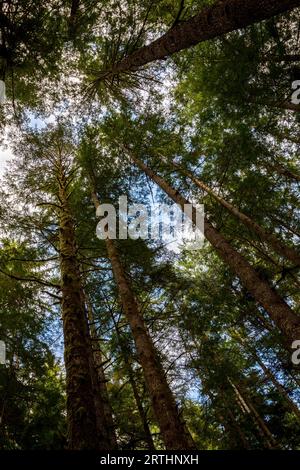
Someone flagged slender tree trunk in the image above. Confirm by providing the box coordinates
[232,332,300,421]
[112,317,155,450]
[255,353,300,421]
[265,161,300,182]
[226,407,250,449]
[229,379,278,449]
[96,0,300,79]
[168,158,300,265]
[85,296,118,448]
[248,97,300,112]
[128,151,300,346]
[126,360,156,451]
[274,54,300,62]
[58,166,110,450]
[265,128,300,146]
[207,388,251,449]
[91,190,195,450]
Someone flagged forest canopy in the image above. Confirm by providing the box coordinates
[0,0,300,452]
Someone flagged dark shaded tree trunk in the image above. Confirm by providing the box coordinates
[232,332,300,421]
[265,161,300,182]
[226,407,251,449]
[91,190,195,450]
[58,165,110,450]
[128,151,300,346]
[111,316,155,450]
[168,158,300,265]
[248,96,300,112]
[254,352,300,421]
[85,297,118,448]
[97,0,300,79]
[229,379,279,449]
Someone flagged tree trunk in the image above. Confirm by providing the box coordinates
[168,158,300,265]
[231,331,300,421]
[226,407,250,449]
[85,296,118,448]
[248,96,300,112]
[96,0,300,79]
[128,152,300,346]
[112,316,155,450]
[266,161,300,182]
[229,379,278,449]
[91,189,195,450]
[255,353,300,421]
[58,167,110,450]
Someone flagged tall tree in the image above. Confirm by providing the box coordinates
[91,0,300,86]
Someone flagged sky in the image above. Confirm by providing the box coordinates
[0,145,13,176]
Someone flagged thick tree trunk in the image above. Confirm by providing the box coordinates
[128,152,300,346]
[58,169,110,450]
[96,0,300,79]
[169,158,300,265]
[91,190,195,450]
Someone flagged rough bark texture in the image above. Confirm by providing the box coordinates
[91,190,195,450]
[101,0,300,76]
[58,167,110,450]
[129,153,300,346]
[169,159,300,265]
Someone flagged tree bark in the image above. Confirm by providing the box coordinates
[168,158,300,265]
[96,0,300,79]
[58,165,110,450]
[128,151,300,346]
[91,189,195,450]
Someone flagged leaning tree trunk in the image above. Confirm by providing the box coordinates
[127,151,300,346]
[95,0,300,80]
[91,189,195,450]
[58,167,110,450]
[167,157,300,265]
